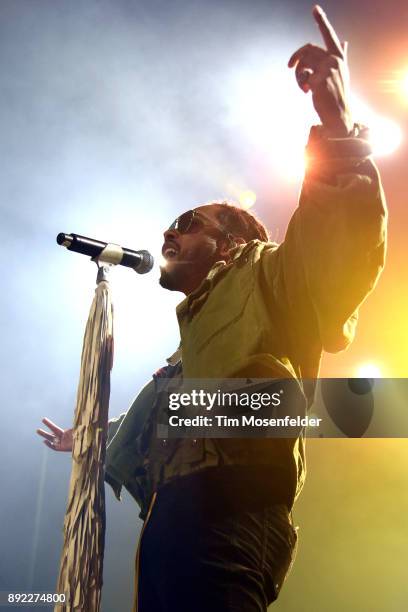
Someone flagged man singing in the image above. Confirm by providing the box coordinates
[38,6,387,611]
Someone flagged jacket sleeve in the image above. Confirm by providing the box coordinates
[107,413,127,444]
[265,126,387,354]
[105,379,155,500]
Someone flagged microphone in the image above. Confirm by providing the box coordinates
[56,232,154,274]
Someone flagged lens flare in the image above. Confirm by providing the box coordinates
[227,66,402,177]
[226,64,314,184]
[239,190,257,210]
[356,363,383,378]
[351,95,403,157]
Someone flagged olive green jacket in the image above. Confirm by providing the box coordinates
[105,127,387,518]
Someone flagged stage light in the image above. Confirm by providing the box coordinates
[225,63,314,185]
[227,66,402,179]
[367,117,403,157]
[356,363,383,378]
[239,190,257,210]
[351,95,403,157]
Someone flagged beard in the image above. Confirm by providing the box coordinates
[159,244,221,293]
[159,259,201,291]
[159,263,185,291]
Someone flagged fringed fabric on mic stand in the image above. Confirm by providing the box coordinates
[55,266,114,612]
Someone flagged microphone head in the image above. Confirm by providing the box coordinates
[134,250,154,274]
[56,232,74,247]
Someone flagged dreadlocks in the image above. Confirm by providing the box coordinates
[208,200,269,243]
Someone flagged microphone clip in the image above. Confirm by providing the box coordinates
[95,262,112,285]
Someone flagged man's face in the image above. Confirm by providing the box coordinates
[159,205,227,295]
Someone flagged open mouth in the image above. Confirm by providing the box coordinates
[162,243,180,260]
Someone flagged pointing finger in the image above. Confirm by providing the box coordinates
[313,5,343,57]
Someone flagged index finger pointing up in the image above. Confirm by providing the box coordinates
[313,5,343,57]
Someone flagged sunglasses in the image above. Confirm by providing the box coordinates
[168,209,226,235]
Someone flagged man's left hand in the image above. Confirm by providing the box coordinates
[288,5,353,137]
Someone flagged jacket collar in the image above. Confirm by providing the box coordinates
[175,242,251,322]
[166,345,182,365]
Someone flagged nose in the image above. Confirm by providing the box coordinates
[163,228,180,241]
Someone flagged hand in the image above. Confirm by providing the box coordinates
[288,5,353,137]
[36,417,73,452]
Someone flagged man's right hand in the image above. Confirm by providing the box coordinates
[36,417,73,452]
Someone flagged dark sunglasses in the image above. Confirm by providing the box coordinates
[168,209,226,235]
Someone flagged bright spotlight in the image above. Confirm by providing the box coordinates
[227,64,402,176]
[226,64,314,184]
[356,363,383,378]
[239,190,257,210]
[351,95,403,157]
[368,116,403,157]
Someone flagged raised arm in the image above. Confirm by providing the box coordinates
[260,7,387,358]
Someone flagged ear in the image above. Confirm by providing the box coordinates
[219,236,246,259]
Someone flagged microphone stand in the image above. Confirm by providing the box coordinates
[55,256,115,612]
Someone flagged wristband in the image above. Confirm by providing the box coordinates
[307,123,372,160]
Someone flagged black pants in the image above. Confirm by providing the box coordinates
[136,468,298,611]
